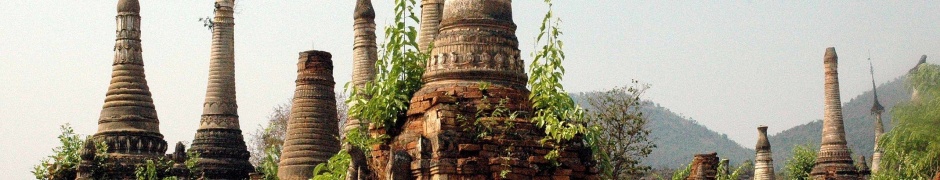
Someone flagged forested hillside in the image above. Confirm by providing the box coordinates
[573,75,911,171]
[572,94,755,169]
[769,76,911,171]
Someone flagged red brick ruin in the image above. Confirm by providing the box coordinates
[366,0,597,179]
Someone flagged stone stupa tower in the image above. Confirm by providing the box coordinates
[418,0,444,53]
[868,57,885,173]
[857,156,871,179]
[754,126,775,180]
[346,0,377,179]
[910,55,927,101]
[188,0,254,179]
[810,47,859,179]
[278,51,341,180]
[370,0,596,179]
[89,0,168,178]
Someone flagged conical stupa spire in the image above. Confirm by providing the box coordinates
[810,47,858,179]
[278,50,341,180]
[188,0,254,179]
[91,0,168,178]
[346,0,377,179]
[418,0,444,53]
[754,126,775,180]
[869,56,885,173]
[911,55,927,101]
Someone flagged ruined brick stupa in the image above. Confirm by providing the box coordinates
[369,0,597,179]
[754,126,775,180]
[88,0,168,178]
[278,51,341,180]
[810,47,859,179]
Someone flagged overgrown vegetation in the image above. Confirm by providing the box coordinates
[583,81,655,179]
[783,144,816,180]
[312,0,426,179]
[310,150,351,180]
[663,159,751,180]
[669,164,691,180]
[527,0,601,166]
[716,159,751,180]
[873,64,940,179]
[132,151,200,180]
[32,124,108,180]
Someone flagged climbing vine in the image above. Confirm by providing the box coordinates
[313,0,426,179]
[527,0,601,166]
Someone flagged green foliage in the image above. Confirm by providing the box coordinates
[873,64,940,179]
[133,152,200,180]
[528,0,596,165]
[256,145,280,180]
[784,144,816,180]
[311,150,352,180]
[346,0,426,131]
[584,81,655,179]
[32,124,108,180]
[314,0,425,179]
[669,163,692,180]
[135,159,164,180]
[716,159,751,180]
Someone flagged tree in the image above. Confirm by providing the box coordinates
[583,81,655,179]
[784,144,816,180]
[32,124,106,180]
[873,64,940,179]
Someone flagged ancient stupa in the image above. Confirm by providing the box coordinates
[88,0,168,178]
[369,0,596,179]
[278,50,341,180]
[910,55,927,101]
[754,126,775,180]
[810,47,859,179]
[857,156,871,179]
[687,153,719,180]
[188,0,254,178]
[418,0,444,53]
[345,0,378,179]
[868,57,885,173]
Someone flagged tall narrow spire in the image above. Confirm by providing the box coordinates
[754,126,775,180]
[869,56,885,173]
[350,0,376,88]
[346,0,377,179]
[189,0,253,179]
[811,47,858,179]
[278,51,341,180]
[418,0,444,53]
[90,0,168,178]
[910,55,927,101]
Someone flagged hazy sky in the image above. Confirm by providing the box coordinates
[2,1,938,178]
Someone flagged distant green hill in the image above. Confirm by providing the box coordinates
[572,75,911,171]
[572,94,754,169]
[768,76,911,171]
